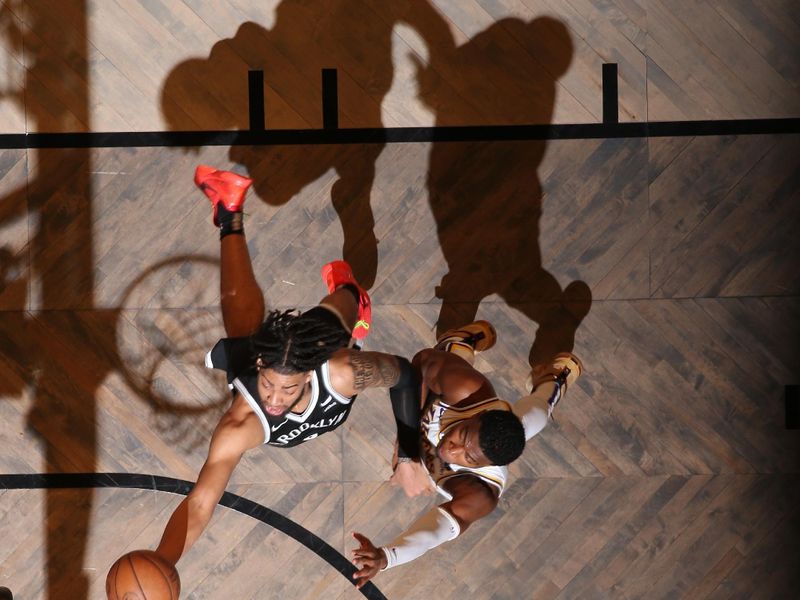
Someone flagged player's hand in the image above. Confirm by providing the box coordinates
[351,532,387,589]
[390,460,434,497]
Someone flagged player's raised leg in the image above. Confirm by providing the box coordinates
[514,352,583,440]
[195,165,264,337]
[320,259,372,341]
[434,320,497,365]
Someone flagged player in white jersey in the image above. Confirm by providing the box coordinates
[350,321,582,587]
[150,167,427,568]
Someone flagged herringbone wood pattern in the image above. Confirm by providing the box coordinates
[0,1,798,599]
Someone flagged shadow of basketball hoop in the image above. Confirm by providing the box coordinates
[114,255,232,451]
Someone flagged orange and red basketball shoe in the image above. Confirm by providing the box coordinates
[321,260,372,340]
[194,165,253,226]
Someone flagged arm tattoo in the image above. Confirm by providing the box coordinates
[349,352,400,391]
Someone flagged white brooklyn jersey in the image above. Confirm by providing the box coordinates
[420,395,510,500]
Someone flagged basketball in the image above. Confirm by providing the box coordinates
[106,550,180,600]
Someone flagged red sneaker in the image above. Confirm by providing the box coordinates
[321,260,372,340]
[194,165,253,226]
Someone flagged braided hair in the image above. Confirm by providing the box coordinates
[250,309,351,374]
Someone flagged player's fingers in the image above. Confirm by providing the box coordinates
[354,570,376,588]
[352,565,373,579]
[352,532,368,545]
[354,533,376,552]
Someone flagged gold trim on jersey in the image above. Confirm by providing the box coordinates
[421,394,512,499]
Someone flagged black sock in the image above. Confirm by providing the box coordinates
[339,283,361,304]
[217,204,244,239]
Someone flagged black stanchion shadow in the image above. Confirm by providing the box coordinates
[0,6,227,598]
[0,2,95,598]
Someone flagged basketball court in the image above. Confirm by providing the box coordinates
[0,1,798,599]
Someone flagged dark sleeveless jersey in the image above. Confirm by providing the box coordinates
[205,336,356,447]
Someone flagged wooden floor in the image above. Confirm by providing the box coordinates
[1,1,799,599]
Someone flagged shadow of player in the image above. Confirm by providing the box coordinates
[161,0,454,289]
[416,16,592,365]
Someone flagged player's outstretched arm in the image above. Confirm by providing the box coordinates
[330,349,429,496]
[328,349,407,395]
[439,475,498,532]
[351,475,497,586]
[155,397,262,565]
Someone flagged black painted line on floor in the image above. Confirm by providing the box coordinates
[0,472,387,600]
[248,70,266,132]
[602,63,619,125]
[0,117,797,150]
[322,68,339,130]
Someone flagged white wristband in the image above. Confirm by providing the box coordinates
[380,506,460,570]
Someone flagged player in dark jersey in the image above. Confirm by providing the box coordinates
[349,321,583,587]
[153,166,427,566]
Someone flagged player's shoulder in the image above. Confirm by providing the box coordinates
[413,348,438,363]
[225,392,257,421]
[315,348,354,397]
[438,363,494,407]
[448,382,498,409]
[325,347,351,381]
[443,471,501,507]
[327,347,352,369]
